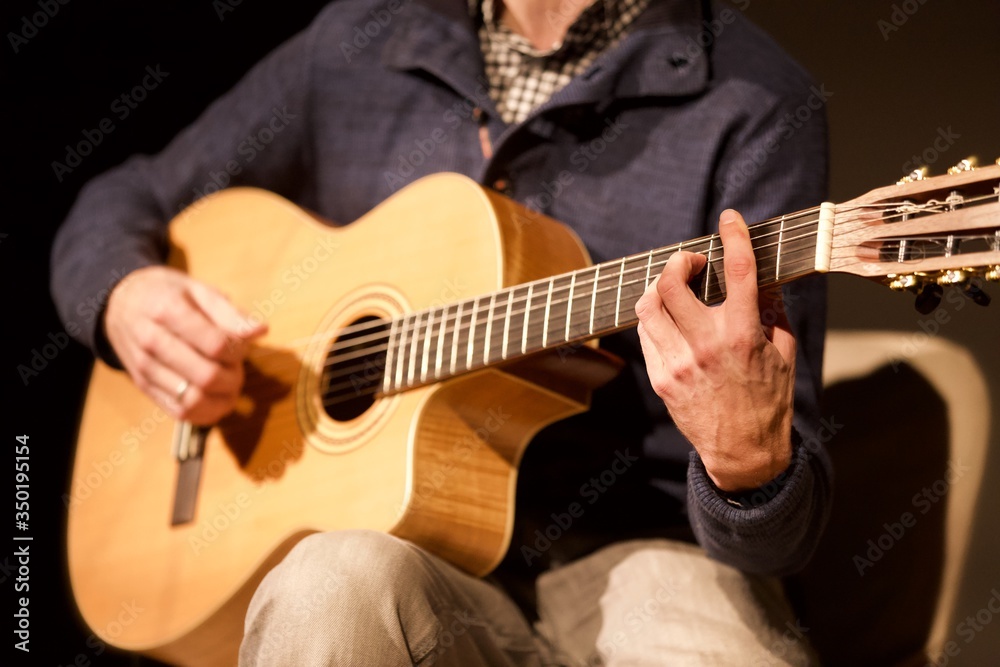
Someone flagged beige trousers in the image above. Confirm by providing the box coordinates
[240,530,816,666]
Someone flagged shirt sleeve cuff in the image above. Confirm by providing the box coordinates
[691,429,802,509]
[689,428,805,511]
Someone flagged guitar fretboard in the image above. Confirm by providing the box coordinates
[380,206,828,394]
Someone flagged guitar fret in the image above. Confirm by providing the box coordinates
[407,311,422,386]
[487,291,508,365]
[521,284,533,354]
[775,215,786,281]
[434,305,447,379]
[592,263,621,333]
[618,255,648,328]
[466,297,480,371]
[420,308,434,383]
[383,318,399,393]
[645,250,654,288]
[483,293,496,365]
[589,265,600,335]
[781,228,822,278]
[502,290,513,360]
[450,302,463,376]
[703,235,715,302]
[565,272,576,341]
[614,258,625,327]
[395,314,410,390]
[542,278,554,347]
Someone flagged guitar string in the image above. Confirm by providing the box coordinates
[318,248,840,398]
[325,247,828,390]
[312,212,824,359]
[320,232,821,377]
[320,215,992,402]
[318,236,823,379]
[381,191,1000,355]
[321,191,999,359]
[831,192,1000,238]
[248,195,999,387]
[322,233,1000,401]
[262,197,992,384]
[317,243,825,393]
[306,242,824,403]
[246,216,815,366]
[257,195,995,362]
[309,232,1000,403]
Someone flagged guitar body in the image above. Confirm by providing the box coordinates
[66,174,622,666]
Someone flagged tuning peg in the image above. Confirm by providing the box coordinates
[986,266,1000,282]
[888,274,918,291]
[914,282,943,314]
[937,269,968,286]
[962,282,992,307]
[947,157,977,174]
[897,168,927,185]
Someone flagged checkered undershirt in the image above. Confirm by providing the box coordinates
[476,0,651,125]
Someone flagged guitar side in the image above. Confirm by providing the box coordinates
[66,174,621,666]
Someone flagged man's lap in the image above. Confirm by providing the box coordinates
[240,530,815,666]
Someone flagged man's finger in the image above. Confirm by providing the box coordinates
[635,280,687,360]
[718,209,760,322]
[143,327,244,396]
[156,295,245,365]
[187,280,268,342]
[654,251,710,341]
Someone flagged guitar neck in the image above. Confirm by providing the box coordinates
[381,204,832,394]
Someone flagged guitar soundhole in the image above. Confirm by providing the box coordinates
[321,316,389,422]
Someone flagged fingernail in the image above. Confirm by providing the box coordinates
[720,209,740,225]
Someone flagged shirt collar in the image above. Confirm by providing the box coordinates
[384,0,710,104]
[476,0,636,58]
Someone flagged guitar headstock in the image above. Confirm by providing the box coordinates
[830,158,1000,312]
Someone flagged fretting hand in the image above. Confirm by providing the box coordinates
[635,209,796,492]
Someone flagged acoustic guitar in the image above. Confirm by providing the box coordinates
[67,164,1000,665]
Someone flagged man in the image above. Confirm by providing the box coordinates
[52,0,832,664]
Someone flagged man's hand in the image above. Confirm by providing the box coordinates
[635,209,796,493]
[104,266,267,426]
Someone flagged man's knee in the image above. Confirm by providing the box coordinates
[265,530,430,612]
[242,531,441,665]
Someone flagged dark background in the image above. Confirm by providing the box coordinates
[741,3,1000,666]
[3,0,998,665]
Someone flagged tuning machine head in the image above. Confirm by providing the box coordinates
[962,282,992,307]
[939,268,991,307]
[897,168,927,185]
[886,269,993,312]
[947,157,977,175]
[886,272,939,313]
[936,269,968,286]
[914,282,944,314]
[888,273,919,291]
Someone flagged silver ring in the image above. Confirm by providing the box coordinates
[174,379,190,403]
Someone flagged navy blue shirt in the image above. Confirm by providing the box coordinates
[52,0,832,578]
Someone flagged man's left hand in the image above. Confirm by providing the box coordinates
[635,209,796,493]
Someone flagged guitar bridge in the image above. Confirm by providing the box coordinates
[170,421,209,526]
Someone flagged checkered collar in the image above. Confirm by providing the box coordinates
[473,0,651,124]
[478,0,633,57]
